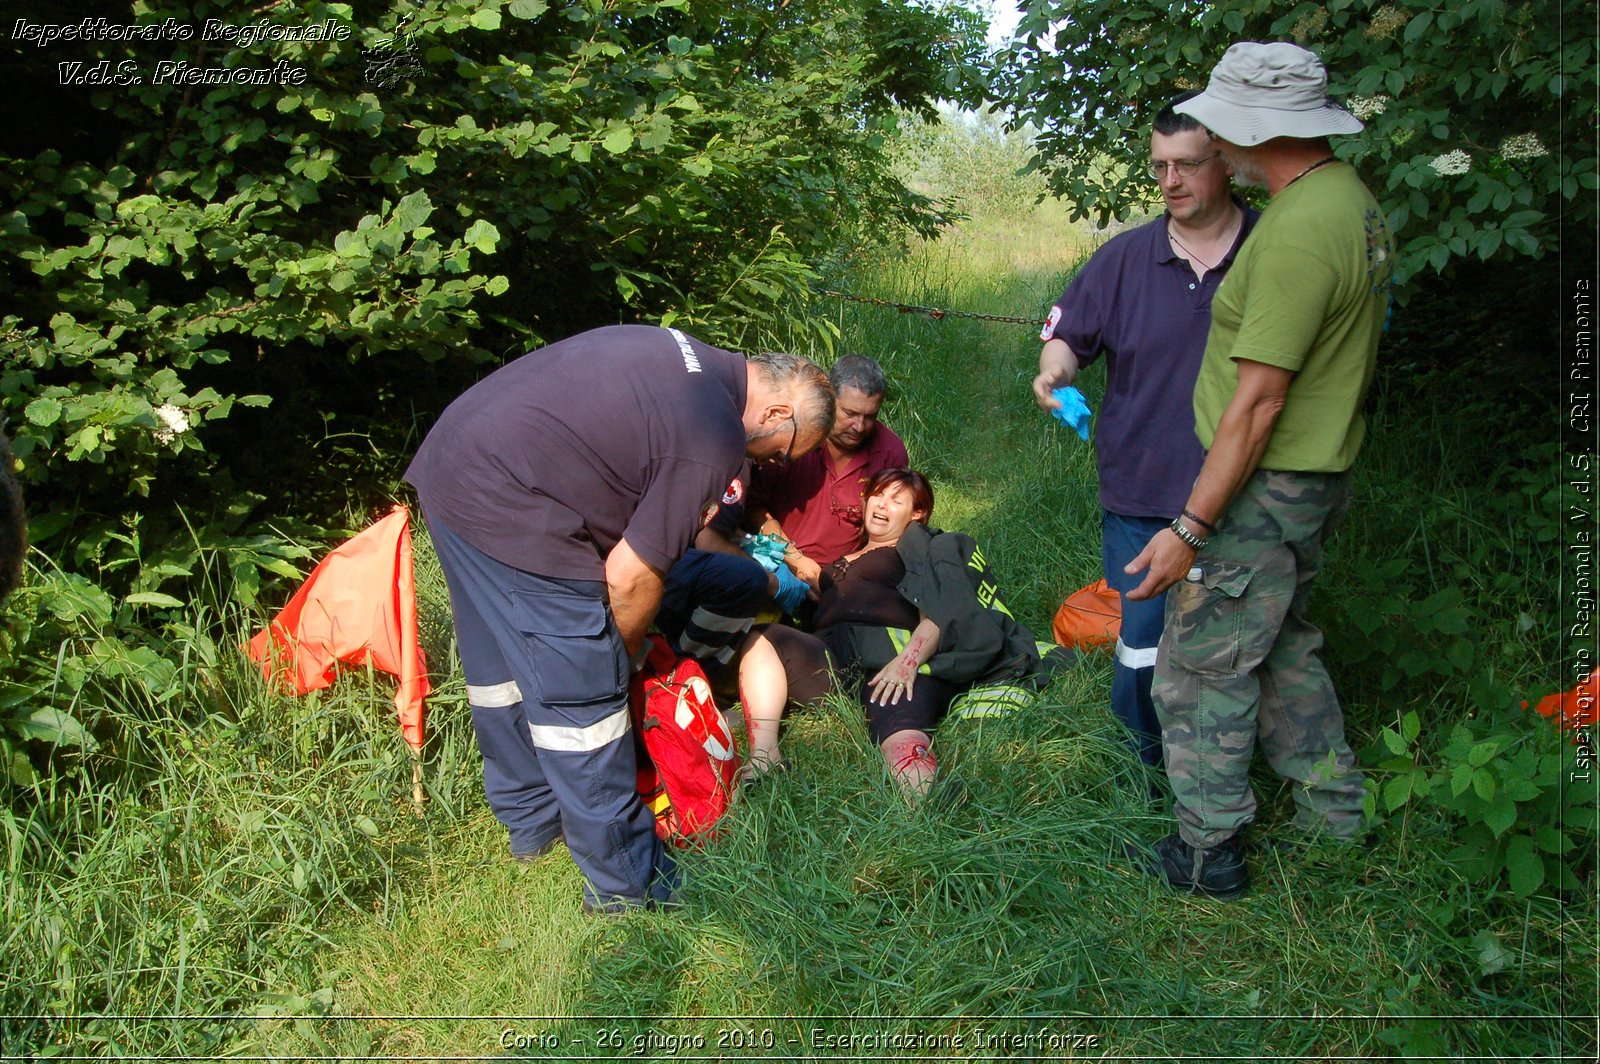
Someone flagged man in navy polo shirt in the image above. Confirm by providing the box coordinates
[1033,94,1257,771]
[407,325,832,911]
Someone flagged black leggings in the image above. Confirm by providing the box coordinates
[755,623,960,742]
[755,623,836,708]
[816,625,958,743]
[856,672,958,744]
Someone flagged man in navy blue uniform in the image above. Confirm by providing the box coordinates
[0,423,22,604]
[408,325,833,911]
[1034,95,1257,771]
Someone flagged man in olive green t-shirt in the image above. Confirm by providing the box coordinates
[1122,42,1395,900]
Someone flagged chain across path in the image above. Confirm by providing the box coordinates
[818,289,1047,329]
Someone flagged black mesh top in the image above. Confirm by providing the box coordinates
[812,545,919,632]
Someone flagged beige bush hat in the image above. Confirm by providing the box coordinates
[1174,42,1364,146]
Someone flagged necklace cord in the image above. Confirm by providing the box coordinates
[1167,205,1243,274]
[1285,155,1339,189]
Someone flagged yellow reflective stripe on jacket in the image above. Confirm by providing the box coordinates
[883,627,934,675]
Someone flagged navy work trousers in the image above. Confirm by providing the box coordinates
[658,548,768,672]
[426,513,675,910]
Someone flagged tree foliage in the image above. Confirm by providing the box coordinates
[0,0,985,583]
[893,107,1050,219]
[991,0,1595,283]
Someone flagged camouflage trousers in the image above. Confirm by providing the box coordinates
[1153,469,1367,849]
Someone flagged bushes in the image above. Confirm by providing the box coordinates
[992,0,1594,284]
[892,107,1051,221]
[0,0,985,594]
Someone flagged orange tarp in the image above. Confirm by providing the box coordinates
[248,505,430,750]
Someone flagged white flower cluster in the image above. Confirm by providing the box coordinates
[153,403,190,444]
[1347,94,1390,121]
[1292,8,1329,40]
[1366,5,1409,39]
[1116,25,1150,48]
[1499,132,1549,160]
[1429,150,1471,176]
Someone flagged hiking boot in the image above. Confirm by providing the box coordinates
[582,897,641,916]
[582,893,682,916]
[1128,832,1250,900]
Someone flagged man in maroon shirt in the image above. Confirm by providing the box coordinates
[748,354,910,590]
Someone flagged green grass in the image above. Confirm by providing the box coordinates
[3,201,1594,1061]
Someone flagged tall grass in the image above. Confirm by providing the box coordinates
[0,538,488,1059]
[4,161,1593,1060]
[257,220,1589,1060]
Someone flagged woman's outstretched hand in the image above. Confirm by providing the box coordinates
[869,652,920,706]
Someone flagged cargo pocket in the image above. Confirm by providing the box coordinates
[510,586,628,706]
[1165,562,1255,677]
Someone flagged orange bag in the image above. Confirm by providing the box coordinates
[1526,672,1597,738]
[1052,578,1122,650]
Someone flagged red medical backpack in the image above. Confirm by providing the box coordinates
[629,634,741,844]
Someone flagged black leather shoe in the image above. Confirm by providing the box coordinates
[1129,832,1250,900]
[511,832,564,862]
[582,894,681,915]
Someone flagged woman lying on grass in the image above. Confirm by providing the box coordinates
[749,467,1062,797]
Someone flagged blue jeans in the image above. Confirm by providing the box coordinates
[1101,510,1170,767]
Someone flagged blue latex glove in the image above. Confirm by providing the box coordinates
[1050,385,1093,441]
[772,562,809,614]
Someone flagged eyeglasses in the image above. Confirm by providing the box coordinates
[829,494,863,525]
[770,415,799,467]
[1147,153,1219,180]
